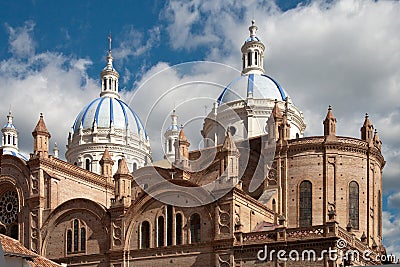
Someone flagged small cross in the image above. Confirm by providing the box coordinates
[108,33,112,51]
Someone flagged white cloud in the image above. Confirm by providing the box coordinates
[160,0,400,255]
[383,211,400,259]
[113,25,161,61]
[5,20,36,58]
[162,0,400,188]
[0,22,98,159]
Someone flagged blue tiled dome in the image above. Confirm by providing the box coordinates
[217,74,287,105]
[3,149,28,161]
[245,36,260,43]
[72,97,147,139]
[3,122,15,129]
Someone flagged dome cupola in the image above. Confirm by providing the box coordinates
[202,21,306,146]
[1,111,28,161]
[241,20,265,75]
[66,36,152,175]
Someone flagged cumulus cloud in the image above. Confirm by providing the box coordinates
[5,20,36,58]
[1,0,400,257]
[0,22,98,158]
[159,0,400,255]
[383,211,400,259]
[113,25,161,61]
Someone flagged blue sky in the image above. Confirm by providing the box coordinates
[1,0,400,259]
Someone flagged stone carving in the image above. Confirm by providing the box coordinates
[112,221,122,246]
[218,205,230,235]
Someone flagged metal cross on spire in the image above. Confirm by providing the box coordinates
[108,33,112,52]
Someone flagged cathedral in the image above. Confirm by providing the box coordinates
[0,21,386,266]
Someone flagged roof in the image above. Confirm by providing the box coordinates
[0,234,61,267]
[116,157,130,175]
[72,96,147,139]
[32,114,50,138]
[217,73,288,105]
[2,149,28,161]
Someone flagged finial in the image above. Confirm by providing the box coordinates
[40,112,43,118]
[249,20,258,37]
[365,113,369,118]
[328,105,332,110]
[108,33,112,53]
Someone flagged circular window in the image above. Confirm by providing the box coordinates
[0,191,18,225]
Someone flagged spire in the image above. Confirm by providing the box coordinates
[101,146,113,161]
[222,129,239,154]
[241,20,265,75]
[53,142,59,158]
[178,127,188,143]
[100,34,120,99]
[272,99,283,120]
[323,105,337,139]
[32,113,51,138]
[99,146,114,182]
[174,127,190,168]
[361,113,374,143]
[171,110,178,127]
[6,110,13,126]
[267,100,283,142]
[32,113,51,158]
[164,110,180,162]
[249,19,257,37]
[278,111,290,141]
[116,156,130,175]
[373,129,382,150]
[112,156,132,207]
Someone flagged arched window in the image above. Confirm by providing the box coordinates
[7,134,10,145]
[247,52,252,66]
[13,136,16,146]
[67,230,72,253]
[73,219,79,252]
[103,78,107,89]
[67,219,86,254]
[167,205,173,246]
[109,79,112,90]
[255,51,258,65]
[85,159,91,171]
[132,162,137,171]
[378,190,382,236]
[190,213,201,243]
[176,213,183,245]
[141,221,150,249]
[349,181,359,230]
[157,216,164,247]
[80,227,86,251]
[168,139,173,152]
[242,57,245,69]
[299,181,312,227]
